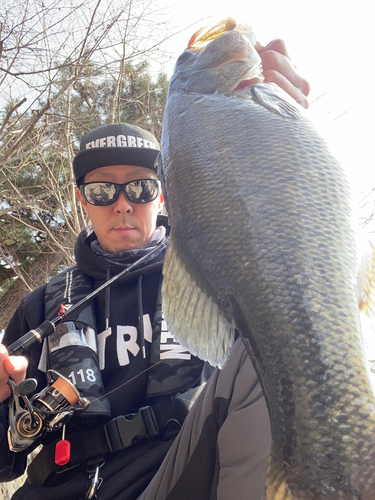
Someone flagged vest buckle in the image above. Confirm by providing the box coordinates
[104,406,159,452]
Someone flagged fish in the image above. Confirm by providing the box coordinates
[157,17,375,500]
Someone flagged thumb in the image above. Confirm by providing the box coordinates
[4,355,28,385]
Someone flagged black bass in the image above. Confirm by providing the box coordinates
[158,18,375,500]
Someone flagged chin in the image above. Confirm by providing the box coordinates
[107,241,149,253]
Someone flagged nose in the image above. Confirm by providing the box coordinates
[114,190,133,214]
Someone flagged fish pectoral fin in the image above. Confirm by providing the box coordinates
[162,238,234,368]
[249,82,301,119]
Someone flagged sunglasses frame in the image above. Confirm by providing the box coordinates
[79,178,161,206]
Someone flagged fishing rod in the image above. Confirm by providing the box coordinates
[7,238,168,356]
[6,238,169,452]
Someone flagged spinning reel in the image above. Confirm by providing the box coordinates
[7,369,89,452]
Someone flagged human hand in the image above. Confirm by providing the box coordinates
[0,344,28,403]
[256,38,310,109]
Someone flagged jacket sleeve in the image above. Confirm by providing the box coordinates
[0,284,47,482]
[139,337,271,500]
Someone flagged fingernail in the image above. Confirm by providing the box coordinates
[0,344,7,355]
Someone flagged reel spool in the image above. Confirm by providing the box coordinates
[33,370,83,414]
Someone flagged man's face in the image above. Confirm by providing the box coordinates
[76,164,164,253]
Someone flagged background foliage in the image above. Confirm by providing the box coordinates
[0,0,170,331]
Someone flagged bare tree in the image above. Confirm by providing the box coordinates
[0,1,172,496]
[0,0,171,331]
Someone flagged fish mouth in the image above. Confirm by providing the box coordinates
[188,18,237,50]
[187,18,263,93]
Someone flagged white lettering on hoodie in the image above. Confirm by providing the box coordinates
[97,314,153,369]
[97,313,190,369]
[117,325,140,365]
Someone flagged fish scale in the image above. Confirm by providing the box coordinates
[159,19,375,499]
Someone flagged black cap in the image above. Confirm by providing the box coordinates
[73,123,160,184]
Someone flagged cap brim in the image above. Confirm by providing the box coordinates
[73,147,159,181]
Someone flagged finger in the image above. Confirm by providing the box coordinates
[263,69,310,109]
[4,355,28,385]
[259,38,291,60]
[0,344,10,382]
[0,352,28,402]
[260,49,311,99]
[0,344,11,401]
[0,344,28,397]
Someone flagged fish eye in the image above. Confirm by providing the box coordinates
[172,50,196,74]
[177,50,195,64]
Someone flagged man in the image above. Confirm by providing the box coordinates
[0,40,310,499]
[1,122,207,500]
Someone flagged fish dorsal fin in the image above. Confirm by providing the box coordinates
[162,237,234,368]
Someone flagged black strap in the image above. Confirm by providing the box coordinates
[27,385,204,486]
[27,406,159,486]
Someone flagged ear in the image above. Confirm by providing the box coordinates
[75,187,89,215]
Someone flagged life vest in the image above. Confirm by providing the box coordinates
[24,262,208,486]
[44,265,111,422]
[42,264,205,423]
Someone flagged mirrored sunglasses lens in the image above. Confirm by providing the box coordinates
[126,180,159,203]
[84,183,117,205]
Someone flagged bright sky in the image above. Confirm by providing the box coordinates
[164,0,375,234]
[163,0,375,362]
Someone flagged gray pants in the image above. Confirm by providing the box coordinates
[140,338,272,500]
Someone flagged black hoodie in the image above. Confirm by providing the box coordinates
[0,215,205,480]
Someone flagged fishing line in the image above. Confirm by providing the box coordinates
[87,359,165,404]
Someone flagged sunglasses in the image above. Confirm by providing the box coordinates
[79,179,161,206]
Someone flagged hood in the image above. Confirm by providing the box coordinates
[74,214,170,283]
